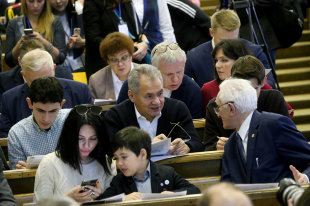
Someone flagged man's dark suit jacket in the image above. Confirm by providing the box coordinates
[105,98,204,152]
[116,75,203,118]
[0,147,16,205]
[99,161,200,199]
[0,65,73,111]
[0,78,92,138]
[185,39,275,88]
[221,110,310,183]
[204,89,289,150]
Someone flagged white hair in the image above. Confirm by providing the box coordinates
[217,78,257,113]
[151,42,186,67]
[20,48,54,72]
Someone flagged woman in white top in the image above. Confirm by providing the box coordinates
[34,104,117,203]
[88,32,138,101]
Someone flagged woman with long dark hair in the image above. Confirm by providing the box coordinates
[34,104,116,203]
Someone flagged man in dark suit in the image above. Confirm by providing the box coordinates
[185,9,275,88]
[0,39,73,111]
[117,42,202,118]
[217,78,310,184]
[0,49,92,138]
[0,147,16,205]
[105,64,204,155]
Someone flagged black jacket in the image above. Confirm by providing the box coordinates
[99,161,200,199]
[105,98,204,152]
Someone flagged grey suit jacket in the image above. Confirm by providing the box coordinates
[88,63,138,100]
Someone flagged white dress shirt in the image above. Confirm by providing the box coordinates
[237,111,254,158]
[134,105,162,140]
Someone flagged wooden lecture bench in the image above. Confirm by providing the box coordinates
[83,185,310,206]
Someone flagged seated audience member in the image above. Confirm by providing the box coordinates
[0,156,16,206]
[218,78,310,183]
[0,147,9,170]
[50,0,85,72]
[89,32,138,100]
[0,49,92,138]
[36,196,79,206]
[8,77,70,169]
[5,0,66,68]
[34,104,116,202]
[166,0,211,52]
[0,39,73,109]
[198,183,252,206]
[99,126,200,200]
[185,9,275,88]
[201,39,293,116]
[205,55,290,151]
[105,64,204,155]
[117,42,202,118]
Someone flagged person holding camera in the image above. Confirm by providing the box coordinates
[34,104,117,203]
[50,0,86,72]
[5,0,66,68]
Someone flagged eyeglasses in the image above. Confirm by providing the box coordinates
[108,54,130,65]
[75,104,103,116]
[152,43,179,57]
[214,101,234,115]
[167,122,191,142]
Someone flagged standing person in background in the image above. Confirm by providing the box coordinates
[50,0,86,72]
[5,0,66,68]
[166,0,211,52]
[132,0,176,50]
[83,0,149,79]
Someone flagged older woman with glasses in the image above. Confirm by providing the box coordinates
[88,32,139,101]
[34,104,116,203]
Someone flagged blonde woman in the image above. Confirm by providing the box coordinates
[5,0,66,68]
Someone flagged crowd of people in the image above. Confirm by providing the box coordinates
[0,0,309,205]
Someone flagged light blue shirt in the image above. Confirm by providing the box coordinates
[133,161,152,193]
[8,109,71,169]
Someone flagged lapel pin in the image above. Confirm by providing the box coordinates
[160,183,163,186]
[251,134,255,138]
[165,180,169,185]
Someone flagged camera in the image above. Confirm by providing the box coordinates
[277,178,304,206]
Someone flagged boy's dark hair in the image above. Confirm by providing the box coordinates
[112,126,151,159]
[29,77,63,104]
[231,55,265,85]
[56,104,112,175]
[211,39,251,82]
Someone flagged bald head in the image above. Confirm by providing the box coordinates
[199,183,253,206]
[20,49,55,86]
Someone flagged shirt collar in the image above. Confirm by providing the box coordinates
[212,38,215,49]
[133,161,150,183]
[238,111,254,141]
[134,105,162,123]
[163,88,172,98]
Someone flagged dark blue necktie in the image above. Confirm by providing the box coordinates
[236,133,246,164]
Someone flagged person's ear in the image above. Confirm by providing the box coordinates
[228,103,236,114]
[26,97,33,110]
[18,56,21,65]
[139,148,147,160]
[60,99,66,108]
[209,28,214,38]
[128,90,135,103]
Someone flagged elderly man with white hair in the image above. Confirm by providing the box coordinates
[218,78,310,184]
[117,42,202,118]
[0,49,92,138]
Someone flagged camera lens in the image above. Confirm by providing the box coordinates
[277,178,304,206]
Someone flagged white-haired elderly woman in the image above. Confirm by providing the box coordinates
[117,42,203,118]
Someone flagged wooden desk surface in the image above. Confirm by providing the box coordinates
[83,186,292,206]
[0,138,8,146]
[157,151,223,178]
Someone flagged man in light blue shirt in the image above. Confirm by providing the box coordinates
[8,77,70,169]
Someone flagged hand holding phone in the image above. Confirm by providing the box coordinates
[74,28,81,36]
[24,28,33,35]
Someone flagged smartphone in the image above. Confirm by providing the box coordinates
[24,28,33,35]
[74,28,81,36]
[81,178,97,187]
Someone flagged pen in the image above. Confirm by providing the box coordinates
[256,158,259,168]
